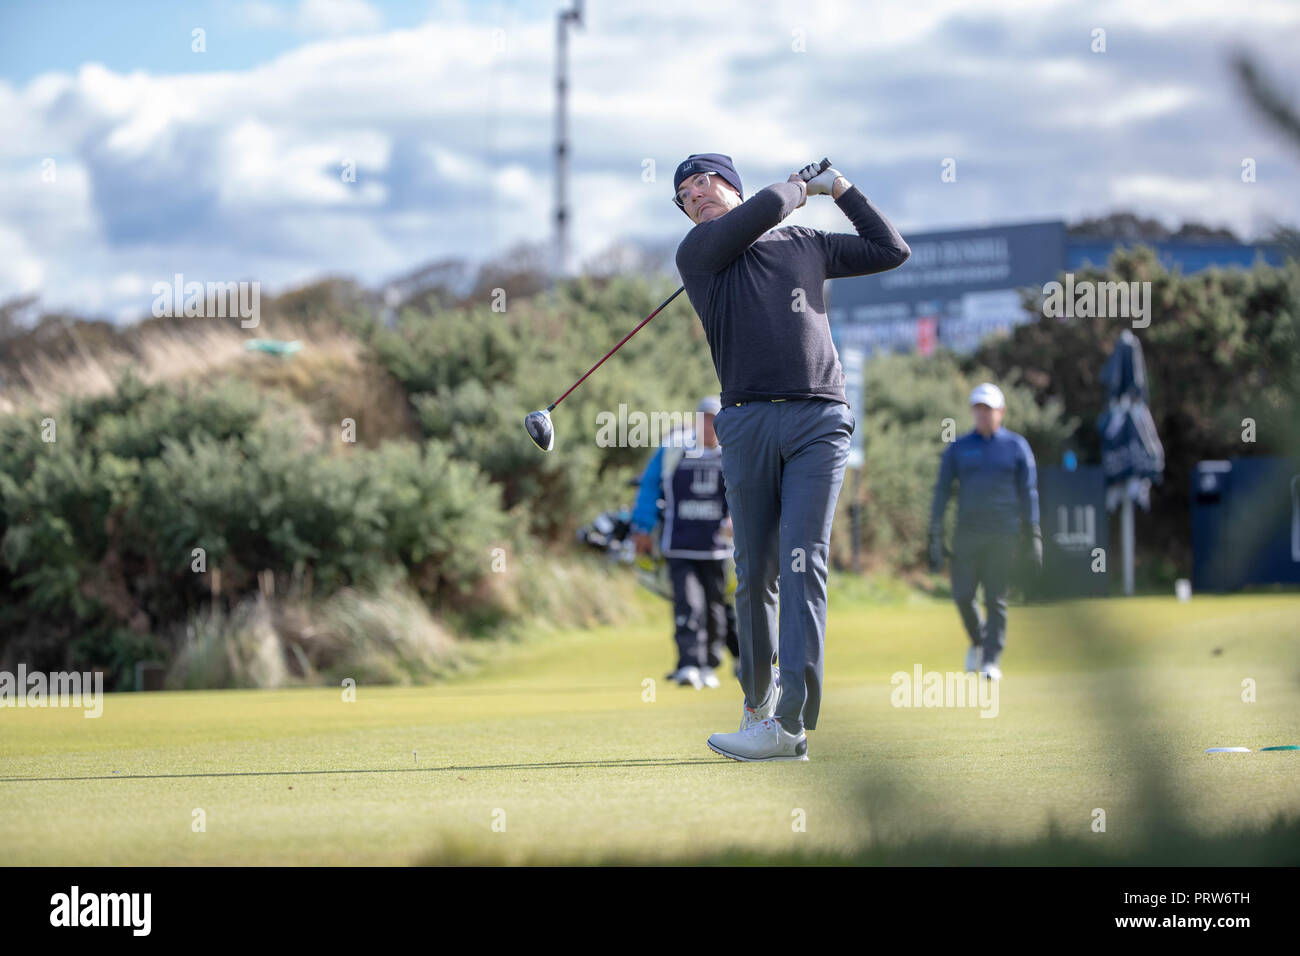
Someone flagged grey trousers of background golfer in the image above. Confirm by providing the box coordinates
[712,398,854,733]
[950,531,1018,663]
[667,557,735,670]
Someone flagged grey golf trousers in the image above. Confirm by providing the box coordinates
[712,398,854,733]
[950,531,1018,663]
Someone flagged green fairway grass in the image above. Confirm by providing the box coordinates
[2,587,1298,865]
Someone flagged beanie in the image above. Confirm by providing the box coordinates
[672,153,743,207]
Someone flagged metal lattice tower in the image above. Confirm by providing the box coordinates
[553,1,584,282]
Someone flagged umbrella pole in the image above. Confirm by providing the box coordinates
[1121,494,1135,596]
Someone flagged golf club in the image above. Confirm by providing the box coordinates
[524,158,832,452]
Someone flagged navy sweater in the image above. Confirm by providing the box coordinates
[675,181,909,406]
[929,428,1041,537]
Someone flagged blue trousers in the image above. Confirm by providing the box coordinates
[711,398,854,732]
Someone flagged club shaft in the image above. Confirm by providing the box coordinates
[548,285,685,410]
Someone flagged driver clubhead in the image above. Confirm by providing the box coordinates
[524,409,554,452]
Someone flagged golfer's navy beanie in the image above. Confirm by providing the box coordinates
[673,153,743,202]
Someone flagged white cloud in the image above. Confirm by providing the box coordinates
[1051,86,1201,130]
[241,1,285,29]
[108,272,149,299]
[1093,0,1300,31]
[0,225,45,294]
[1110,174,1219,208]
[295,0,382,36]
[1,0,1298,321]
[239,0,382,36]
[217,120,388,207]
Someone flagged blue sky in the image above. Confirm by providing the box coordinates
[2,0,1298,321]
[0,1,459,82]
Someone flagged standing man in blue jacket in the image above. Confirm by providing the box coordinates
[670,152,910,761]
[928,383,1042,681]
[631,395,738,690]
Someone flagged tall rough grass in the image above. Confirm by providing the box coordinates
[166,553,646,690]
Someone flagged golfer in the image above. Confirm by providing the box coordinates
[927,383,1042,680]
[671,152,910,761]
[629,395,739,690]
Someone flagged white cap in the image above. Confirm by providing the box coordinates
[969,383,1005,409]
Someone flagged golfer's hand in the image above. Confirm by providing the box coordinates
[1029,528,1044,571]
[805,166,844,196]
[927,532,944,573]
[786,173,808,208]
[633,532,654,556]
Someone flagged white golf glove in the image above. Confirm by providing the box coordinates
[804,166,843,196]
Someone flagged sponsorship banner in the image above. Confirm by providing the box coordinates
[828,221,1066,355]
[1191,458,1300,591]
[1037,465,1109,598]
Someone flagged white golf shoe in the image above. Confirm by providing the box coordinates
[670,666,703,689]
[980,660,1003,681]
[708,717,809,762]
[738,682,779,731]
[699,667,721,689]
[965,645,982,673]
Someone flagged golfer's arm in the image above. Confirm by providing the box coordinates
[820,186,911,278]
[630,449,665,533]
[1017,442,1041,531]
[929,447,956,531]
[679,182,806,273]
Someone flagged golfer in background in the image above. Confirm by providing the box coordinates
[671,152,910,761]
[630,395,739,690]
[928,383,1042,680]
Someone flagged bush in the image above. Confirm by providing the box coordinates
[0,372,509,688]
[374,276,724,542]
